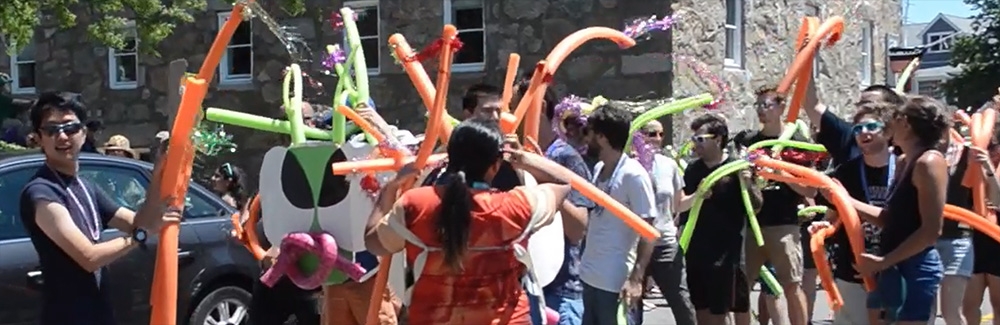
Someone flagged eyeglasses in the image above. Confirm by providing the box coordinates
[690,134,717,143]
[646,131,663,137]
[755,100,781,112]
[851,121,885,135]
[39,121,83,137]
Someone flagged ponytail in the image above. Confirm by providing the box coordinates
[437,170,472,271]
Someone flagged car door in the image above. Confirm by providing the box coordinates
[0,165,43,325]
[78,162,202,325]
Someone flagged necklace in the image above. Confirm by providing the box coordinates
[49,167,100,241]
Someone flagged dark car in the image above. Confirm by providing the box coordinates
[0,152,260,325]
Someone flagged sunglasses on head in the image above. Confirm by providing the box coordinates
[221,163,236,179]
[851,121,885,135]
[39,121,84,137]
[691,134,717,143]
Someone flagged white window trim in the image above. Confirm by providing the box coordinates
[9,40,36,95]
[444,0,486,73]
[344,0,381,75]
[108,21,139,90]
[860,21,874,87]
[724,0,744,69]
[217,12,253,84]
[926,32,952,54]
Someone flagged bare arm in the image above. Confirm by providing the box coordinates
[740,171,764,212]
[35,201,137,272]
[675,191,697,213]
[560,201,588,244]
[883,153,947,265]
[803,69,829,128]
[850,197,886,227]
[788,182,818,198]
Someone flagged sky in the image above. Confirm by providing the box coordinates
[904,0,978,23]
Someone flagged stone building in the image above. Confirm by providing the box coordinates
[1,0,900,181]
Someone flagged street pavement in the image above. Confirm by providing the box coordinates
[641,285,996,324]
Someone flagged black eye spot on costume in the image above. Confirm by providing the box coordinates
[280,153,314,209]
[318,149,349,207]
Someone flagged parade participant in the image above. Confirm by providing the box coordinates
[209,163,249,209]
[734,87,815,325]
[964,126,1000,325]
[99,135,139,159]
[802,78,902,324]
[515,79,590,325]
[19,91,179,325]
[681,113,759,325]
[851,95,950,325]
[363,118,572,324]
[577,104,657,325]
[82,120,102,153]
[639,120,697,325]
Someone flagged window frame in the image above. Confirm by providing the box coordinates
[9,42,37,95]
[860,21,874,87]
[108,21,139,90]
[217,11,254,85]
[343,0,381,75]
[444,0,486,72]
[0,166,38,241]
[724,0,744,69]
[926,32,952,53]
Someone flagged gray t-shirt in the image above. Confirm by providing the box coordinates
[650,154,683,246]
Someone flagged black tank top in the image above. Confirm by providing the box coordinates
[943,146,973,238]
[881,149,938,254]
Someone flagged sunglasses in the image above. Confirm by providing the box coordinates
[691,134,717,143]
[755,100,781,112]
[851,121,885,135]
[39,121,84,137]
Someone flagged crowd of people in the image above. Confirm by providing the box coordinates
[12,68,1000,325]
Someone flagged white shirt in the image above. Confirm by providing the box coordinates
[650,154,683,245]
[579,155,658,293]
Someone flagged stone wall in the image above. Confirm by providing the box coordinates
[670,0,902,142]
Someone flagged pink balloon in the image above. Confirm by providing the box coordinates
[545,307,560,324]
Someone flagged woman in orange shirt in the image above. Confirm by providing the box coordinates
[363,118,575,324]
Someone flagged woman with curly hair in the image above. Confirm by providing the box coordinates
[850,95,951,324]
[210,162,248,208]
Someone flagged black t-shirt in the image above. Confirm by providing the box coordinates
[680,155,747,267]
[734,130,809,226]
[423,160,521,190]
[20,167,121,325]
[816,109,862,168]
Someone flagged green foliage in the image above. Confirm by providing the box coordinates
[0,0,306,56]
[943,0,1000,108]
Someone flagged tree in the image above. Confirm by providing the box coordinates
[943,0,1000,108]
[0,0,305,56]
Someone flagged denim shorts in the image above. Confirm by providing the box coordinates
[935,237,974,277]
[530,293,584,325]
[871,247,944,322]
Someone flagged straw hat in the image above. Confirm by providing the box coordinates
[101,134,138,159]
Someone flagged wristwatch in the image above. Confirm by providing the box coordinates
[132,228,148,249]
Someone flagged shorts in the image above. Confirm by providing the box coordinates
[745,225,804,284]
[529,293,583,325]
[872,247,944,322]
[974,231,1000,276]
[321,279,400,325]
[936,237,974,277]
[687,264,750,315]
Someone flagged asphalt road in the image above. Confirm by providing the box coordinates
[641,285,996,324]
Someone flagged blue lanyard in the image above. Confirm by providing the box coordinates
[471,182,491,190]
[858,153,896,205]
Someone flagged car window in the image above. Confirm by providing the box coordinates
[79,164,222,220]
[0,168,36,240]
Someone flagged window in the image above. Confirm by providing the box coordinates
[9,42,36,94]
[0,168,35,240]
[724,0,744,68]
[344,1,380,74]
[109,21,139,90]
[78,164,222,220]
[860,21,874,86]
[916,79,946,101]
[444,0,485,72]
[927,32,952,53]
[217,12,253,84]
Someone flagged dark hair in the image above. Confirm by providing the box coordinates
[689,114,729,148]
[217,163,249,207]
[587,103,634,151]
[461,84,502,113]
[514,75,559,121]
[439,118,504,270]
[859,85,905,106]
[852,101,895,124]
[754,86,786,104]
[895,95,952,147]
[30,92,88,132]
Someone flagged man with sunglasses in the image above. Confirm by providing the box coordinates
[19,92,180,325]
[801,78,905,324]
[680,113,761,325]
[733,87,817,325]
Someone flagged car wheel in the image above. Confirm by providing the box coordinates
[189,286,251,325]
